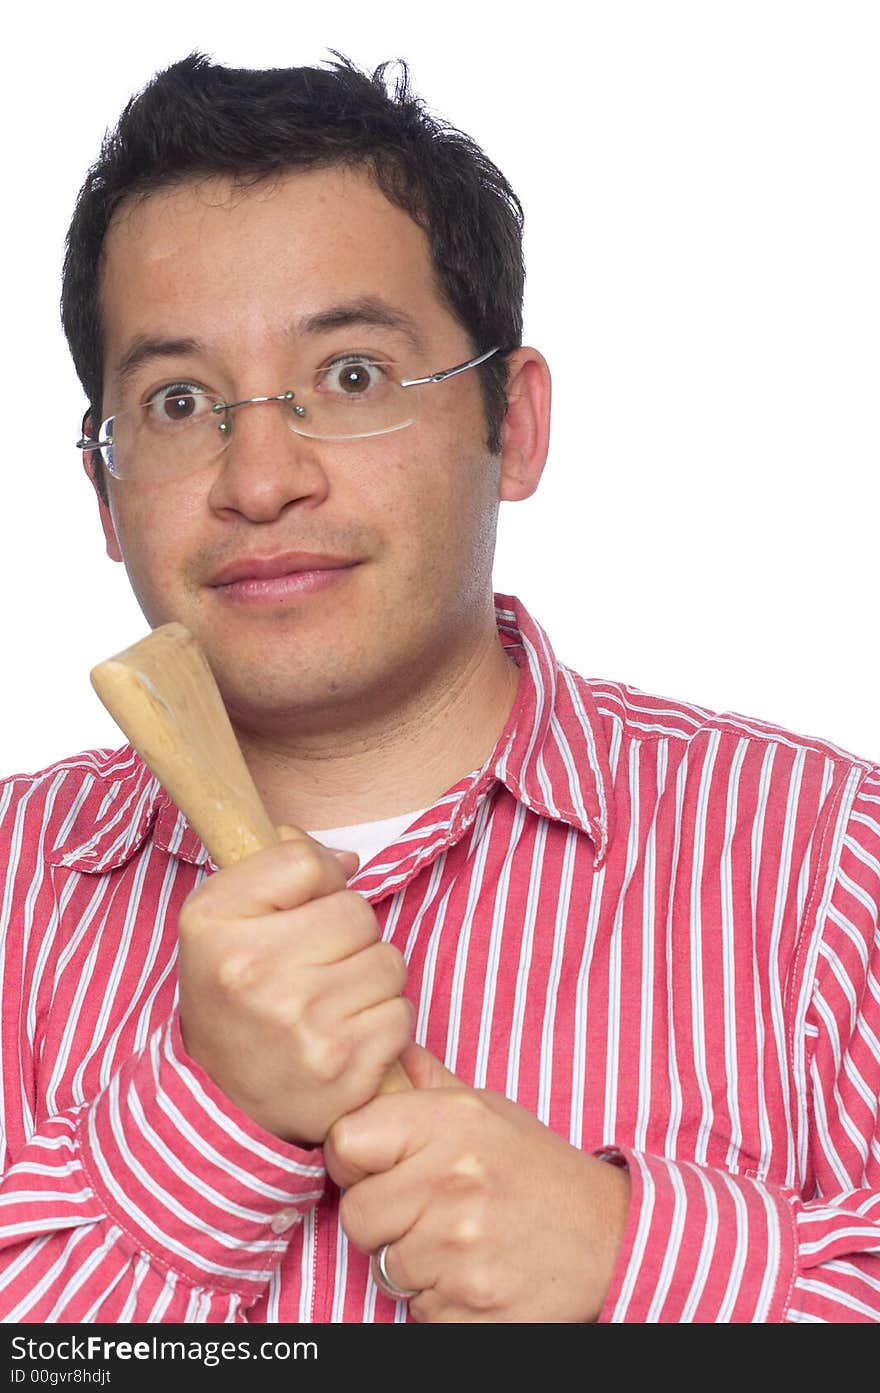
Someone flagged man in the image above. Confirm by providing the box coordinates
[0,52,877,1325]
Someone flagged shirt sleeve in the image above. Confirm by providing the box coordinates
[0,1015,326,1322]
[598,767,880,1323]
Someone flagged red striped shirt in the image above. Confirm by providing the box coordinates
[1,595,878,1322]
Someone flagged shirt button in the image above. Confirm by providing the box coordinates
[270,1206,303,1235]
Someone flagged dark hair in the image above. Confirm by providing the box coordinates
[61,51,525,500]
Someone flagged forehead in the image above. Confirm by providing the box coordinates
[100,166,451,361]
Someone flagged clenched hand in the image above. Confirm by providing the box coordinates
[326,1044,631,1322]
[176,827,413,1145]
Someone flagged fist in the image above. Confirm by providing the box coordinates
[176,828,412,1144]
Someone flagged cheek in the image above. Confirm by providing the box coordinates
[361,418,498,557]
[365,465,464,583]
[108,486,201,600]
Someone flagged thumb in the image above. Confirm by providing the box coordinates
[398,1041,462,1091]
[276,825,360,879]
[276,823,307,841]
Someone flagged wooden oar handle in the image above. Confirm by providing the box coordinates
[91,622,411,1096]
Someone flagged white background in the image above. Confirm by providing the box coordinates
[1,0,877,776]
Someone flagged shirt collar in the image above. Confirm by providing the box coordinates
[51,750,211,874]
[483,594,613,862]
[53,595,614,875]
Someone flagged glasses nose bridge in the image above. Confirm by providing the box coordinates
[206,387,327,511]
[217,389,304,436]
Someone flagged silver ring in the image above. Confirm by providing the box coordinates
[371,1242,419,1301]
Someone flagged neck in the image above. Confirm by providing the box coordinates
[234,626,520,832]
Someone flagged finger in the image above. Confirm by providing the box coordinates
[181,832,351,920]
[278,825,360,880]
[325,1085,434,1188]
[332,850,361,880]
[396,1042,460,1090]
[275,824,305,840]
[339,1154,428,1253]
[315,940,408,1017]
[250,886,385,969]
[372,1237,432,1307]
[337,996,416,1112]
[371,1214,498,1324]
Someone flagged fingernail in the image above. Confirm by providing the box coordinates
[330,848,360,870]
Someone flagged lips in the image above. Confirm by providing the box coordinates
[209,551,357,586]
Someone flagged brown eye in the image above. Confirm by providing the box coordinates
[145,384,213,426]
[318,357,391,397]
[336,363,373,394]
[164,392,197,420]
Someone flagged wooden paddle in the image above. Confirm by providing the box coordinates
[90,620,410,1095]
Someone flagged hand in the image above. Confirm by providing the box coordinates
[325,1044,631,1322]
[176,827,413,1145]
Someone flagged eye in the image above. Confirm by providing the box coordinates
[144,383,215,425]
[318,357,391,396]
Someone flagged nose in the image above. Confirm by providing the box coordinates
[206,395,330,522]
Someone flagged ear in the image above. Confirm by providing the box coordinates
[81,425,124,563]
[497,347,552,503]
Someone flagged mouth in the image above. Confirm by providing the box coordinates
[208,551,359,603]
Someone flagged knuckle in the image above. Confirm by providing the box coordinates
[341,888,380,932]
[375,941,407,989]
[388,995,415,1049]
[457,1262,497,1313]
[280,840,328,895]
[337,1185,367,1239]
[431,1088,488,1139]
[296,1025,349,1083]
[445,1210,497,1312]
[214,949,263,999]
[326,1113,351,1158]
[452,1090,492,1134]
[177,892,213,940]
[450,1205,488,1249]
[447,1148,490,1190]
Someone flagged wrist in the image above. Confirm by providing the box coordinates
[582,1149,631,1321]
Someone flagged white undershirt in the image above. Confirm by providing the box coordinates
[308,809,429,868]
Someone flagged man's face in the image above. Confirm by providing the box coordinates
[95,166,509,736]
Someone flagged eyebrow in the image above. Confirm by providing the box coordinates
[112,298,428,394]
[292,297,427,354]
[113,335,202,394]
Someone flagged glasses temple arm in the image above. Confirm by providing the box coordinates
[400,345,500,389]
